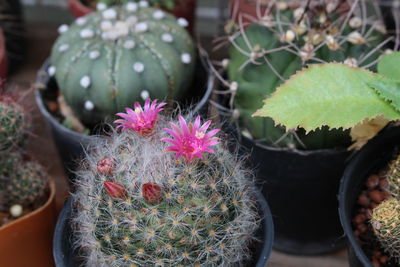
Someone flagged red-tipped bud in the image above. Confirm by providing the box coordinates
[104,181,127,199]
[142,183,162,203]
[97,158,114,176]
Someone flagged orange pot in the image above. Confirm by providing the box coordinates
[0,180,57,267]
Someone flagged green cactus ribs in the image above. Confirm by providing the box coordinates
[49,3,195,127]
[83,0,179,11]
[73,101,260,266]
[0,97,29,151]
[225,0,388,149]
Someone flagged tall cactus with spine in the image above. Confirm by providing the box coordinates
[0,95,29,150]
[49,3,195,127]
[72,99,260,266]
[371,154,400,264]
[221,0,390,149]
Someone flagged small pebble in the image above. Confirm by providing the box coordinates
[358,194,370,207]
[10,204,23,218]
[368,190,385,203]
[353,214,366,224]
[379,179,388,189]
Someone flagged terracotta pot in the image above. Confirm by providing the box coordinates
[0,180,57,267]
[0,29,8,81]
[229,0,268,24]
[67,0,197,33]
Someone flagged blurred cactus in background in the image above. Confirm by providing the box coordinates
[72,99,260,266]
[49,2,195,127]
[0,96,29,151]
[218,0,392,149]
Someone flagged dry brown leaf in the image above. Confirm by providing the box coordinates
[348,115,390,150]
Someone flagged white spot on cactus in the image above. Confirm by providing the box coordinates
[140,90,150,100]
[96,2,107,10]
[126,16,138,26]
[153,10,165,20]
[139,1,149,7]
[126,2,138,12]
[222,58,229,69]
[161,33,173,43]
[135,22,148,33]
[181,53,191,64]
[347,31,366,45]
[230,81,238,92]
[101,31,118,40]
[89,50,100,59]
[58,24,69,34]
[80,29,94,39]
[103,8,117,20]
[76,17,87,26]
[48,66,56,76]
[177,18,189,27]
[59,44,70,52]
[80,76,91,88]
[133,62,145,73]
[100,20,113,31]
[10,204,23,218]
[114,21,129,36]
[349,17,362,29]
[124,40,135,49]
[84,100,95,111]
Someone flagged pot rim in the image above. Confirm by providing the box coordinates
[53,189,274,266]
[0,179,56,232]
[35,49,214,141]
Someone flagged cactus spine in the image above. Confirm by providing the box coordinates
[73,100,260,266]
[50,3,195,126]
[223,0,388,149]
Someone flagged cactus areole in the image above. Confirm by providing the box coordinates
[49,3,195,126]
[73,99,260,266]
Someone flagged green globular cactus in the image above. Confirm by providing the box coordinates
[72,100,260,266]
[0,97,29,150]
[371,198,400,264]
[225,0,388,149]
[0,152,48,211]
[49,3,195,127]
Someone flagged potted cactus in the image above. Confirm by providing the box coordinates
[35,3,211,183]
[67,0,197,34]
[247,50,400,265]
[53,99,274,266]
[213,0,394,254]
[0,94,57,266]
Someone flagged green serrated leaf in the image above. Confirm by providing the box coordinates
[377,52,400,81]
[369,79,400,112]
[253,63,400,132]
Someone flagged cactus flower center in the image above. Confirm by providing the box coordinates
[97,158,114,176]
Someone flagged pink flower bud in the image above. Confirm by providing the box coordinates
[142,183,161,203]
[97,158,114,176]
[104,181,127,199]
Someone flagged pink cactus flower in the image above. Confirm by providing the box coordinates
[161,115,220,162]
[114,99,166,136]
[104,181,127,199]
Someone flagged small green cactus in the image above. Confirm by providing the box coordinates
[49,3,195,126]
[371,198,400,264]
[0,97,29,150]
[0,152,48,211]
[223,0,388,149]
[73,100,260,266]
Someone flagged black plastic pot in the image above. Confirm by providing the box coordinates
[53,190,274,267]
[339,125,400,267]
[214,88,351,255]
[35,50,214,185]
